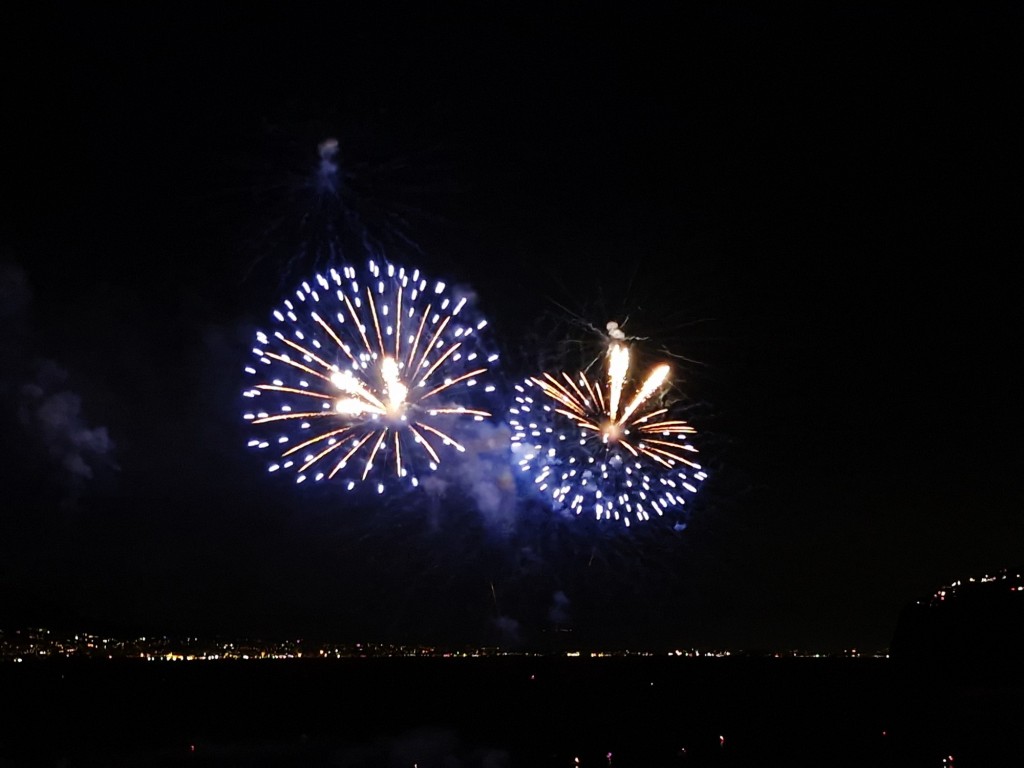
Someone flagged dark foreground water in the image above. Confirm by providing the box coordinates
[1,656,1021,767]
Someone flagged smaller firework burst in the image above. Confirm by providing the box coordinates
[510,330,704,526]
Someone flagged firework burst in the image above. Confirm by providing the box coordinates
[510,331,704,526]
[243,259,498,492]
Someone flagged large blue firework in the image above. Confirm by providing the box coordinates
[243,259,498,492]
[509,337,705,527]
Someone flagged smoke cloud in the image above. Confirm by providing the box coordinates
[18,360,115,483]
[422,418,520,534]
[0,262,32,319]
[1,262,116,498]
[548,589,571,626]
[491,614,521,646]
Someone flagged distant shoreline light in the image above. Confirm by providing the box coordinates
[0,629,889,662]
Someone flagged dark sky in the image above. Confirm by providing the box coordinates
[1,4,1021,653]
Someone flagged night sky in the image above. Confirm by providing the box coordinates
[1,5,1021,653]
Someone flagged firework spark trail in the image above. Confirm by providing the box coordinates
[243,259,498,492]
[510,335,705,527]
